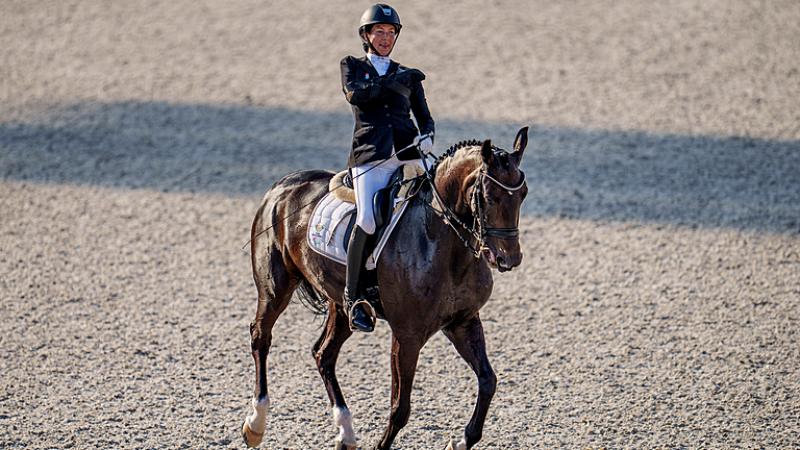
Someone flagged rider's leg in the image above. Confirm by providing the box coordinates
[344,224,374,332]
[346,156,402,332]
[351,155,403,234]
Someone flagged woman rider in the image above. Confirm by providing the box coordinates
[340,3,435,332]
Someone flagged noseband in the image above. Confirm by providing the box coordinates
[424,155,526,258]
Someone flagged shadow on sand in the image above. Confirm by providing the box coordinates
[1,100,798,233]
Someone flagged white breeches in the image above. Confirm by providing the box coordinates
[351,154,424,235]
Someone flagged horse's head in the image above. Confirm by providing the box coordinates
[471,127,528,272]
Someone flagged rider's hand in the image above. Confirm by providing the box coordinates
[393,68,425,87]
[414,134,433,154]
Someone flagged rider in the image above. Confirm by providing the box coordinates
[340,3,435,332]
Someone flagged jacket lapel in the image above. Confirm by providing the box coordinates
[386,61,399,77]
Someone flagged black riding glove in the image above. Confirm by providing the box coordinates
[393,68,426,86]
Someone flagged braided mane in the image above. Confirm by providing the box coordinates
[431,139,505,174]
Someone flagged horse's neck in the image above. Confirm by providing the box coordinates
[433,151,480,218]
[424,152,484,263]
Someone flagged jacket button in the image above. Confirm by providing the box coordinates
[383,104,388,108]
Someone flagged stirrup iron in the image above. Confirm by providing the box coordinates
[347,299,376,332]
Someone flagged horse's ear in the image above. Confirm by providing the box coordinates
[480,139,494,165]
[512,126,529,160]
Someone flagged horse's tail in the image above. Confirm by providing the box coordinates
[296,279,328,315]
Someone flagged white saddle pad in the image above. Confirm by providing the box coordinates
[307,191,413,270]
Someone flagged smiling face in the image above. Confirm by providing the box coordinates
[367,23,398,56]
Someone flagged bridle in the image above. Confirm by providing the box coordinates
[423,151,526,258]
[472,169,526,240]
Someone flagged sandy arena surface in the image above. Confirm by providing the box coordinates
[2,1,799,448]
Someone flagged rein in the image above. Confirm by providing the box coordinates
[420,145,526,258]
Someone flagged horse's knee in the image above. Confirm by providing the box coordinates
[251,337,272,353]
[249,320,261,344]
[313,343,336,373]
[250,321,272,351]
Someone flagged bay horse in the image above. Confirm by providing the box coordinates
[242,127,529,449]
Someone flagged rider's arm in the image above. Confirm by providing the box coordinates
[341,56,384,106]
[410,80,435,142]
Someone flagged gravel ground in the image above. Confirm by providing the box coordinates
[2,1,799,448]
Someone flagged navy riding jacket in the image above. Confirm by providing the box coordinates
[340,55,435,167]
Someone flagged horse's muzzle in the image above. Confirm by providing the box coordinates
[482,248,522,272]
[497,258,520,272]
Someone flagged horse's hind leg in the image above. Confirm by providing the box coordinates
[242,246,298,448]
[442,315,496,450]
[312,302,356,449]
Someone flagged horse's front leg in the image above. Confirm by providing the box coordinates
[374,334,422,450]
[442,315,496,450]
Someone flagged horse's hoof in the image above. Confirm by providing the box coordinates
[334,438,358,450]
[242,420,264,448]
[446,439,466,450]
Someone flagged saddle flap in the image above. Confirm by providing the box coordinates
[308,188,418,269]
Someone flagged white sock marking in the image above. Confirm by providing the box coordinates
[246,395,270,434]
[332,406,357,445]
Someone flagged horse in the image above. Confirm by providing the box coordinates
[242,126,529,450]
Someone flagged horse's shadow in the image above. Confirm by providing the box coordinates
[2,100,798,233]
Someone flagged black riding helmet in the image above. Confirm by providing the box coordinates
[358,4,402,54]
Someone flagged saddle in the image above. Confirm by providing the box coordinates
[307,165,425,270]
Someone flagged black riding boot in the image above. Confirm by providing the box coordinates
[344,225,375,332]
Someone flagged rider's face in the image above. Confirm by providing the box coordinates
[367,24,397,57]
